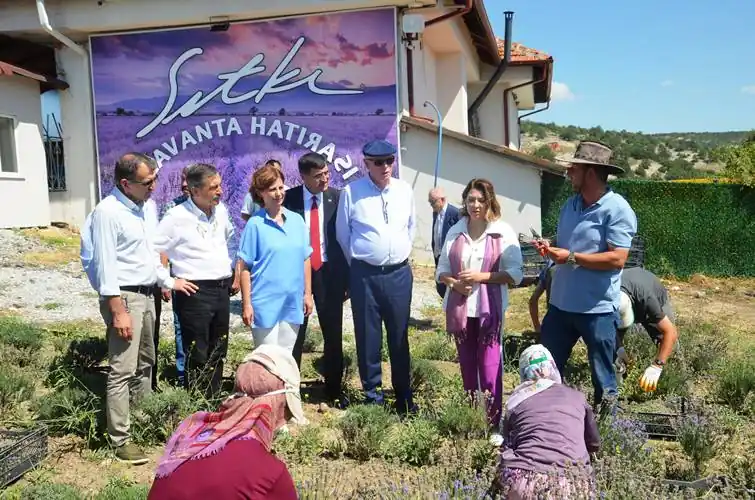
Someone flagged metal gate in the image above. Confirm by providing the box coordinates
[43,113,65,192]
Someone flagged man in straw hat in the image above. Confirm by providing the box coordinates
[533,140,637,413]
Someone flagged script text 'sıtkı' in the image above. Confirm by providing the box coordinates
[136,36,364,139]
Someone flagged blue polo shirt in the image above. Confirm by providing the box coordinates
[549,189,637,314]
[237,207,312,328]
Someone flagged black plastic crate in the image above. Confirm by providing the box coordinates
[519,240,548,281]
[633,411,679,441]
[0,425,48,487]
[624,235,645,269]
[628,397,687,442]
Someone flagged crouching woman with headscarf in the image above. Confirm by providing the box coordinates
[148,345,307,499]
[497,344,601,499]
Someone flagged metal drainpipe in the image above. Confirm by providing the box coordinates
[406,0,473,116]
[36,0,87,57]
[467,11,513,129]
[503,62,548,147]
[518,101,550,122]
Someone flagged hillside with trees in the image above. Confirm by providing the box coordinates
[520,121,753,181]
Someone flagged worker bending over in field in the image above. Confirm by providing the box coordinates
[527,260,555,337]
[615,266,679,393]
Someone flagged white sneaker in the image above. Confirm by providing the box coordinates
[489,433,504,447]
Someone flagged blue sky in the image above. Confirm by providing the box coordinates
[487,1,755,133]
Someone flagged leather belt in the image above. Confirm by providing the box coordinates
[120,284,157,296]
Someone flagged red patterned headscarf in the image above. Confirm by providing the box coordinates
[154,357,288,478]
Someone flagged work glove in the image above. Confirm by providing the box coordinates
[639,364,663,392]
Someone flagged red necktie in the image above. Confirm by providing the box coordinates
[310,196,322,271]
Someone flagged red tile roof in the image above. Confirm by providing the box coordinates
[496,38,552,63]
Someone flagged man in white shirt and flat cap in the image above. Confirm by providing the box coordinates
[336,139,416,415]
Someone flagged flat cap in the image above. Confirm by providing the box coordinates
[362,139,397,158]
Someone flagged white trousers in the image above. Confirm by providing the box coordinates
[251,321,300,352]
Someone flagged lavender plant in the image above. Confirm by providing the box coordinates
[674,411,718,478]
[598,415,649,460]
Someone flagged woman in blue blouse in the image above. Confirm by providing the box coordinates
[237,164,313,352]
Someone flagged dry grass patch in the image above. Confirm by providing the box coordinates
[20,227,81,267]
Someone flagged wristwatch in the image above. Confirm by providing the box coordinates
[566,251,576,265]
[653,359,666,367]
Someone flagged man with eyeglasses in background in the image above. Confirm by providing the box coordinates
[428,186,460,298]
[284,152,350,407]
[82,152,196,465]
[336,139,417,415]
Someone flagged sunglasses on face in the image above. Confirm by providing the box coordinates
[128,174,158,188]
[369,157,395,167]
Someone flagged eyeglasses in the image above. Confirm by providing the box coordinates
[370,157,395,167]
[308,170,330,181]
[128,174,158,188]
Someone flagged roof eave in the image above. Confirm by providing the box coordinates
[462,0,501,66]
[0,61,69,92]
[509,58,553,104]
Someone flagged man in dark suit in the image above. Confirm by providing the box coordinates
[284,152,350,406]
[428,187,460,298]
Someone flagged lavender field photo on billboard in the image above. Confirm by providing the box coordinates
[89,7,399,250]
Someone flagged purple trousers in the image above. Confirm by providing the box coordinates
[455,317,503,427]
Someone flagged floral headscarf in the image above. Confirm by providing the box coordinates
[154,345,304,478]
[505,344,562,414]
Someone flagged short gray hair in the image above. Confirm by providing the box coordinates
[428,187,445,199]
[185,163,219,190]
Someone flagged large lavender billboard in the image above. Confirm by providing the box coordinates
[89,7,398,246]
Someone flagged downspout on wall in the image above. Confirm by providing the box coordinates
[36,0,87,58]
[467,11,513,135]
[502,61,549,148]
[406,0,472,117]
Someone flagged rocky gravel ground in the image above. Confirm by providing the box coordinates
[0,229,441,337]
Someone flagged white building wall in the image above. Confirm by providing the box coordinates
[399,124,542,265]
[506,90,521,150]
[408,46,438,122]
[0,76,51,228]
[48,46,99,228]
[434,52,468,134]
[470,82,504,145]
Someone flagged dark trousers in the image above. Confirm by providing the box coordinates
[173,278,231,397]
[433,254,446,298]
[152,290,162,391]
[292,261,345,399]
[540,304,618,408]
[350,259,413,411]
